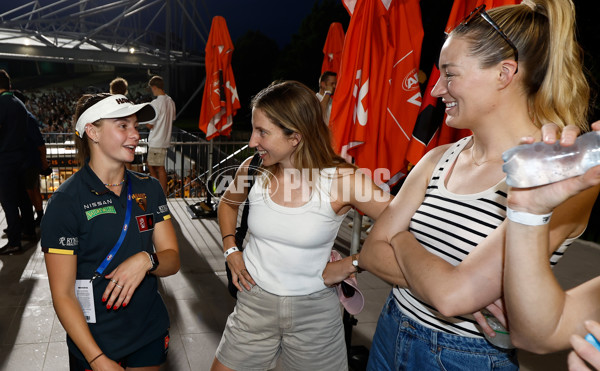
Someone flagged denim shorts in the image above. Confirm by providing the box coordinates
[216,284,347,371]
[367,292,518,371]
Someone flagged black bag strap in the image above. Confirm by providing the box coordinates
[234,153,261,249]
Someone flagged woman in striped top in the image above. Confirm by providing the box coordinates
[360,0,600,370]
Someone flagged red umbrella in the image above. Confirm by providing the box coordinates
[329,0,423,187]
[199,16,240,140]
[321,22,345,75]
[406,0,520,165]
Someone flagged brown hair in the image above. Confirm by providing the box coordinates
[73,93,112,166]
[451,0,589,131]
[251,80,352,177]
[148,75,164,90]
[109,77,128,95]
[0,69,11,90]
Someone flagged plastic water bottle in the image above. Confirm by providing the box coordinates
[481,309,514,349]
[502,131,600,188]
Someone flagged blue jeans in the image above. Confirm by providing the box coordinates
[367,293,518,371]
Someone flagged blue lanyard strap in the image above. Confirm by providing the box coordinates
[92,174,132,280]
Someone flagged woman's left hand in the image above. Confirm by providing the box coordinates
[322,256,356,286]
[102,252,151,309]
[473,299,507,338]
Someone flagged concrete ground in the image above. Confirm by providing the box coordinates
[1,199,598,370]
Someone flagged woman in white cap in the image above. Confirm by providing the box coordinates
[41,93,180,371]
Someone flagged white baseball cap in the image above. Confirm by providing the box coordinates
[75,94,156,138]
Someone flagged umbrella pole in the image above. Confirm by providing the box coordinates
[350,210,362,255]
[206,140,214,206]
[345,210,370,370]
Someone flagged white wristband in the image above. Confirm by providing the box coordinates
[224,246,240,258]
[506,207,553,226]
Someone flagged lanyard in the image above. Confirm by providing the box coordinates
[90,174,132,282]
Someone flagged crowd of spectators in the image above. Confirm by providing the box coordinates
[21,81,152,134]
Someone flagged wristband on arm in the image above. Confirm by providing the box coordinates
[506,207,553,226]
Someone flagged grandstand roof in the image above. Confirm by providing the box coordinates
[0,0,207,68]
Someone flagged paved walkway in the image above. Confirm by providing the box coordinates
[0,198,598,370]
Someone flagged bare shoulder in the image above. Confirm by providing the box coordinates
[237,155,257,175]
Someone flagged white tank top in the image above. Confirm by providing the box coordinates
[244,167,348,296]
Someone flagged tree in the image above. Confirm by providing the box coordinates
[231,30,280,134]
[273,0,350,89]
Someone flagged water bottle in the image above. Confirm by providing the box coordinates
[481,309,514,349]
[502,131,600,188]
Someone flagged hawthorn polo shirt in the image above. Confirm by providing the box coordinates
[41,163,171,361]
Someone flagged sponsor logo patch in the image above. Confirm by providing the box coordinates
[85,206,116,220]
[83,199,113,210]
[58,237,79,247]
[136,214,155,232]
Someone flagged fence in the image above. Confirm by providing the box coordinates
[41,130,253,201]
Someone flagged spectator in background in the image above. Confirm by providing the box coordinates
[143,76,175,195]
[0,70,36,255]
[13,90,51,226]
[110,77,129,96]
[316,71,337,125]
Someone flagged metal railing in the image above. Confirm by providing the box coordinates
[41,131,253,200]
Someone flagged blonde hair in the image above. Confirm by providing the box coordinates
[251,81,352,177]
[452,0,589,131]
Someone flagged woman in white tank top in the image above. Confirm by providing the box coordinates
[211,81,392,371]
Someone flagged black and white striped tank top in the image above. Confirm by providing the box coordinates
[393,136,576,338]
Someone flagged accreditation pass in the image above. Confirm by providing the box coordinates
[75,280,96,323]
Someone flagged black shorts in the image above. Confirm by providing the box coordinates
[68,330,169,370]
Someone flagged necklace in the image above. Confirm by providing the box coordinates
[104,179,125,187]
[470,144,494,167]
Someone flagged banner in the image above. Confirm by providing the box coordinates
[199,16,240,140]
[322,22,345,74]
[330,0,423,186]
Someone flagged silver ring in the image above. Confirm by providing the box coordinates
[111,279,118,284]
[116,284,123,289]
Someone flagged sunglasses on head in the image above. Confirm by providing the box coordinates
[461,4,519,74]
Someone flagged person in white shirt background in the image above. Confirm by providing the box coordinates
[144,75,175,195]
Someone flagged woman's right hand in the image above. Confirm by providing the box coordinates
[568,321,600,371]
[90,354,124,371]
[508,122,600,215]
[227,251,255,291]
